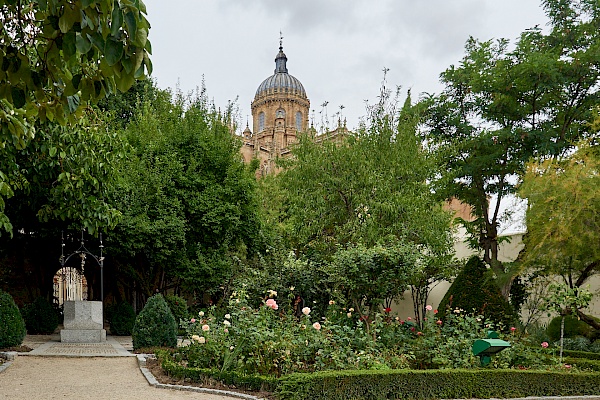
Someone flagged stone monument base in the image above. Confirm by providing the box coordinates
[60,328,107,343]
[60,300,106,343]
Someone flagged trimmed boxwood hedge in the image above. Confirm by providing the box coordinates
[275,369,600,400]
[156,348,600,400]
[562,349,600,360]
[157,350,277,392]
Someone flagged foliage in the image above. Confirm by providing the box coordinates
[421,0,600,291]
[519,144,599,330]
[277,84,454,317]
[547,315,595,342]
[106,86,263,301]
[0,290,26,348]
[324,242,414,322]
[132,294,177,350]
[275,369,600,400]
[438,256,518,329]
[169,286,555,378]
[157,350,278,392]
[165,294,188,332]
[2,114,125,236]
[0,0,152,234]
[20,297,59,334]
[109,301,136,336]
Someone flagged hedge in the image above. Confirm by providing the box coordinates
[565,358,600,372]
[275,369,600,400]
[155,350,600,400]
[156,350,278,392]
[562,349,600,360]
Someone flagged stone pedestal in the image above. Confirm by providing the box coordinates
[60,301,106,343]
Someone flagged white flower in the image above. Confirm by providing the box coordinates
[224,314,231,319]
[192,335,205,344]
[267,289,277,298]
[229,346,235,350]
[289,286,295,291]
[329,300,335,305]
[223,320,231,326]
[302,307,311,316]
[347,312,352,318]
[349,308,355,312]
[198,311,205,317]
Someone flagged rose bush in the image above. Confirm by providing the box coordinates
[173,292,560,376]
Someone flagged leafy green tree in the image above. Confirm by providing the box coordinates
[519,142,600,330]
[107,87,263,303]
[422,0,600,294]
[277,84,454,319]
[0,0,152,234]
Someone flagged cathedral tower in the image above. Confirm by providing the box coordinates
[241,40,310,176]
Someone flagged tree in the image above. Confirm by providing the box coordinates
[107,87,263,304]
[277,83,455,319]
[422,0,600,294]
[0,0,152,234]
[519,142,600,330]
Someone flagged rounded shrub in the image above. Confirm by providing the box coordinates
[132,294,177,350]
[21,297,59,334]
[438,256,518,329]
[109,301,136,336]
[0,290,27,348]
[547,314,592,342]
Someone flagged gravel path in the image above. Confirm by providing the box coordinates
[0,356,237,400]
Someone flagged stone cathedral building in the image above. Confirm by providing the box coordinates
[239,42,348,176]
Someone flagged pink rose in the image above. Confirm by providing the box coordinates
[312,322,321,330]
[266,298,278,310]
[425,305,433,311]
[510,327,516,332]
[202,324,210,332]
[436,320,443,325]
[541,342,549,348]
[190,318,196,323]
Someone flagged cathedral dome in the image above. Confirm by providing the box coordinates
[254,45,307,100]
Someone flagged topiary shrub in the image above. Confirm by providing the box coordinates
[21,297,59,335]
[132,294,177,350]
[547,314,593,342]
[165,294,188,332]
[109,301,136,336]
[0,290,27,348]
[438,256,518,329]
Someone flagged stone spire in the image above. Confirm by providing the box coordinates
[274,32,288,74]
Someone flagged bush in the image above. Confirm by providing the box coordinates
[109,302,136,336]
[547,315,593,342]
[438,256,518,329]
[164,294,188,329]
[0,290,26,348]
[132,294,177,350]
[275,369,600,400]
[20,297,59,335]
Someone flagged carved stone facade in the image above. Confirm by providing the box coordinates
[240,43,310,176]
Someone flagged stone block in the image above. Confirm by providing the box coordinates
[63,300,103,330]
[60,329,107,343]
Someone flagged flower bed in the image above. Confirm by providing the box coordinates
[158,288,598,399]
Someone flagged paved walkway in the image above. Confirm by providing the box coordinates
[0,334,261,400]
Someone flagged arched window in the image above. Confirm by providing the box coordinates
[259,112,265,132]
[296,112,302,131]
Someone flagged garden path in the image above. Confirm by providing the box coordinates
[0,334,257,400]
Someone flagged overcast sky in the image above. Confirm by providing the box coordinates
[143,0,550,133]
